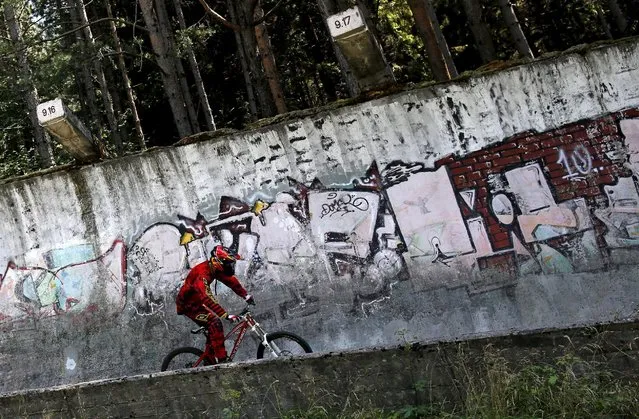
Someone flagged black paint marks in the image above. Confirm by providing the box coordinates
[290,136,307,144]
[404,102,422,112]
[217,144,231,156]
[321,136,334,151]
[458,132,469,152]
[446,97,463,127]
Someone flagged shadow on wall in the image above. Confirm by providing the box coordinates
[3,109,639,328]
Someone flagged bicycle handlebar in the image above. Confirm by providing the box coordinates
[238,304,252,316]
[201,302,254,318]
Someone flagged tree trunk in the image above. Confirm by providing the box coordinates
[607,0,628,34]
[105,0,145,149]
[3,2,54,168]
[425,0,458,78]
[75,0,123,153]
[103,60,127,142]
[226,1,258,120]
[254,4,287,114]
[66,0,101,135]
[460,0,497,63]
[302,12,337,102]
[155,0,200,133]
[230,0,277,118]
[139,0,193,138]
[407,0,458,81]
[596,4,614,39]
[172,0,217,130]
[496,0,534,59]
[315,0,361,96]
[57,0,89,118]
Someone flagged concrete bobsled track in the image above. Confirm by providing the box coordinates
[2,37,639,394]
[0,322,638,417]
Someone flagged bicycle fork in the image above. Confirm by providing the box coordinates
[250,320,283,357]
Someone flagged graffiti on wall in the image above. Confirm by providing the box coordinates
[129,110,639,316]
[4,109,639,323]
[0,240,126,326]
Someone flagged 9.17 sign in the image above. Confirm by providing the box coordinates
[327,6,365,38]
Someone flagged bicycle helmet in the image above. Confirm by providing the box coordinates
[210,245,240,275]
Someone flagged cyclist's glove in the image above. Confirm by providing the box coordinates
[227,314,240,323]
[244,294,256,305]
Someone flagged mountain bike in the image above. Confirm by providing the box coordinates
[161,305,313,371]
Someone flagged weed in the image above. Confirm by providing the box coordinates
[280,347,639,418]
[221,388,245,418]
[452,347,639,418]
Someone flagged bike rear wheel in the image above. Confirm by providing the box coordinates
[256,331,313,359]
[161,347,211,371]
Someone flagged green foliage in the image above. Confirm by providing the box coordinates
[376,0,431,83]
[279,351,639,418]
[460,351,639,418]
[0,0,638,178]
[220,387,245,419]
[265,0,347,108]
[517,0,610,54]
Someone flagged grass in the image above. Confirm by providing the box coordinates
[457,351,639,419]
[279,349,639,419]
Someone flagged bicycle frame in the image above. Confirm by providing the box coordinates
[195,308,283,367]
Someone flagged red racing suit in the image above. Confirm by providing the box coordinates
[176,260,248,361]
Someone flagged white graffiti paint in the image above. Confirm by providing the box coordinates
[593,119,639,253]
[127,225,187,314]
[309,191,380,259]
[387,167,474,259]
[557,145,593,179]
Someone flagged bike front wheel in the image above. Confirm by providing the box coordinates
[256,331,313,359]
[161,347,211,371]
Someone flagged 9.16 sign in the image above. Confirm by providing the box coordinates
[36,98,66,125]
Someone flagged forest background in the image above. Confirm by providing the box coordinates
[0,0,636,179]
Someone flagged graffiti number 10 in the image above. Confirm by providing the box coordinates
[557,145,592,179]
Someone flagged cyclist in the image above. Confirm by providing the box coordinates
[176,245,255,363]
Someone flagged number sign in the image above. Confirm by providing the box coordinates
[37,98,65,125]
[327,6,365,38]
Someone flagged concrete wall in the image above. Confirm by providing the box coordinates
[2,38,639,393]
[1,322,637,418]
